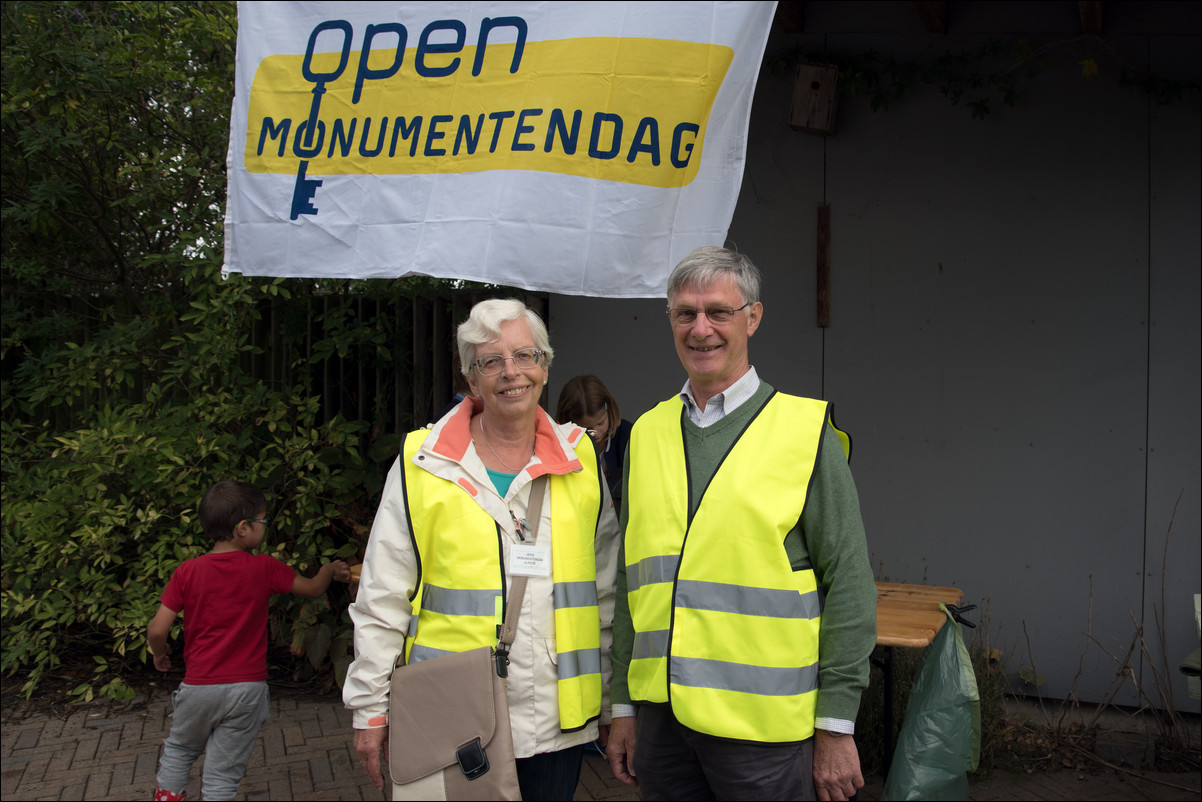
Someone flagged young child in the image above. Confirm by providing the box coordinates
[148,480,351,801]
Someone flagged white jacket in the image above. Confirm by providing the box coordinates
[343,400,621,758]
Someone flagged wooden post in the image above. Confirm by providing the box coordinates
[432,296,450,413]
[817,204,831,328]
[524,293,552,408]
[412,296,431,426]
[1078,1,1102,34]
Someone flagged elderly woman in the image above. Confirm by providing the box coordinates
[345,299,620,801]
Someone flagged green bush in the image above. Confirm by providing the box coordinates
[0,2,420,700]
[0,268,377,700]
[1,1,491,702]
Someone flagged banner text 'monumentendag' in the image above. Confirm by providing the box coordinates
[244,17,734,188]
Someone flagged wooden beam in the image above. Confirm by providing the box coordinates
[817,205,831,328]
[1079,1,1103,34]
[910,1,947,34]
[774,1,806,33]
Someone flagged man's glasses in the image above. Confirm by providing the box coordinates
[666,303,750,327]
[470,348,545,375]
[245,517,271,525]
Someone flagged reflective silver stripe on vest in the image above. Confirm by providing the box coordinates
[675,579,821,620]
[421,584,501,617]
[408,642,457,665]
[632,628,670,661]
[554,580,598,609]
[556,647,602,680]
[672,656,820,697]
[627,554,680,592]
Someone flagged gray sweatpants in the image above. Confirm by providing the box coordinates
[156,681,270,800]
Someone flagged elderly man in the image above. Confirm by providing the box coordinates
[606,246,877,801]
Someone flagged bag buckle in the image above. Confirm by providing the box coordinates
[456,737,490,780]
[494,647,510,678]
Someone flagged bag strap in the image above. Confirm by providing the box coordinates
[493,475,547,676]
[498,474,547,647]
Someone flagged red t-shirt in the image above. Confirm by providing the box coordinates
[160,551,296,684]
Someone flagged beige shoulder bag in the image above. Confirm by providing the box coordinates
[388,475,548,800]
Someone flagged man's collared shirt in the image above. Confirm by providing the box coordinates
[680,366,760,427]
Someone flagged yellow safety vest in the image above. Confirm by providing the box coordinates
[625,392,847,742]
[400,428,604,732]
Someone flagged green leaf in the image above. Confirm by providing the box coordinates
[368,433,404,463]
[304,623,333,670]
[1018,667,1044,687]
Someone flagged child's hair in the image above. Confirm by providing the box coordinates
[556,375,621,435]
[199,480,267,542]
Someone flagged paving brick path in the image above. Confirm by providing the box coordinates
[2,690,1198,801]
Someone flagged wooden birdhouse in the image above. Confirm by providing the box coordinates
[790,62,838,135]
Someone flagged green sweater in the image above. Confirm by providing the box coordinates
[609,380,877,729]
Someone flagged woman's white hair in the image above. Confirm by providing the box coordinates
[457,299,554,376]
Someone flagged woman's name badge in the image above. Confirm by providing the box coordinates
[509,544,552,577]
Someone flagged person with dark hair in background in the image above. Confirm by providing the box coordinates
[556,374,633,514]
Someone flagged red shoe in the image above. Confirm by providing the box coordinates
[153,789,187,801]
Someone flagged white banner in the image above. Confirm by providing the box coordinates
[223,1,776,297]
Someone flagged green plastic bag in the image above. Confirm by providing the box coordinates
[881,603,981,801]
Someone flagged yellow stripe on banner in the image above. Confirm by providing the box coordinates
[245,36,733,187]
